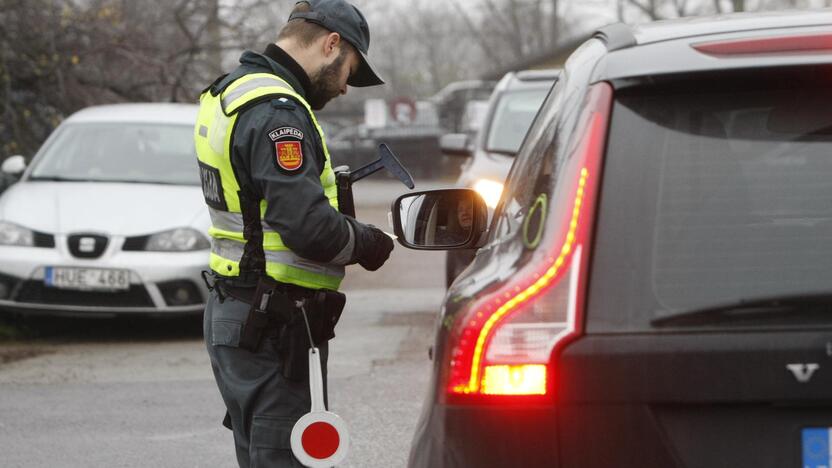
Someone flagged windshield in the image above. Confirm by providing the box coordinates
[587,75,832,332]
[485,88,550,155]
[30,123,198,185]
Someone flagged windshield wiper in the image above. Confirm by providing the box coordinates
[485,148,517,157]
[92,179,185,185]
[28,176,96,182]
[29,176,189,186]
[651,293,832,327]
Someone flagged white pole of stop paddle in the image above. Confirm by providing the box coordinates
[308,347,326,413]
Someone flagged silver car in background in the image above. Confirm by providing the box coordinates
[0,103,209,316]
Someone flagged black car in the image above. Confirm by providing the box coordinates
[392,10,832,468]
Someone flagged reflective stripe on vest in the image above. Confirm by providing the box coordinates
[195,72,342,290]
[208,209,278,237]
[209,238,343,290]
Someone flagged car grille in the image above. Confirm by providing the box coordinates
[68,234,108,259]
[14,281,155,308]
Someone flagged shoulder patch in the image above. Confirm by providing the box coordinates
[275,141,303,171]
[268,126,304,172]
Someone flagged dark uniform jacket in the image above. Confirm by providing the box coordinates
[207,45,353,273]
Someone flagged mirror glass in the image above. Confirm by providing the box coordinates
[398,190,475,247]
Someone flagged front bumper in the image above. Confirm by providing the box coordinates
[0,242,208,316]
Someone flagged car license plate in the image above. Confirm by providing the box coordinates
[45,267,130,291]
[802,428,832,468]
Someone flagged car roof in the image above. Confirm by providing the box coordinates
[65,103,198,125]
[632,9,832,46]
[592,10,832,83]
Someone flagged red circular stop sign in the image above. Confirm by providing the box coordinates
[302,421,340,459]
[291,411,349,467]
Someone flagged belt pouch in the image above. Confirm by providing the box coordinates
[278,290,346,380]
[239,276,279,352]
[310,290,346,344]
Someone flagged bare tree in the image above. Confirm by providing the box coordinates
[2,0,825,158]
[448,0,567,73]
[0,0,293,158]
[618,0,817,20]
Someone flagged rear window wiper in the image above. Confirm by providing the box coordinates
[651,293,832,327]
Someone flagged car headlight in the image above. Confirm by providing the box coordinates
[473,179,504,209]
[145,228,210,252]
[0,221,34,247]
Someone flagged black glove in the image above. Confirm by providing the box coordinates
[346,217,394,271]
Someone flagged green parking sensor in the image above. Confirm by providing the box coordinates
[336,143,415,218]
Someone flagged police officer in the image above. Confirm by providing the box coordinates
[194,1,393,466]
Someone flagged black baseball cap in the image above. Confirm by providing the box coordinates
[289,0,384,87]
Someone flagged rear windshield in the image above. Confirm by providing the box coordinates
[485,87,550,155]
[587,72,832,332]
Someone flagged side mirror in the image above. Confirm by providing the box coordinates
[439,133,472,158]
[391,189,488,250]
[1,155,26,176]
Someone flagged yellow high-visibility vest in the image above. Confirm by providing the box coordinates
[194,72,343,290]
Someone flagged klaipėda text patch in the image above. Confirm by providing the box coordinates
[269,126,304,172]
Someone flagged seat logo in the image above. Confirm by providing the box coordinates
[79,237,96,253]
[786,363,819,383]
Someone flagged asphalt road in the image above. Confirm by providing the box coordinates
[0,180,453,468]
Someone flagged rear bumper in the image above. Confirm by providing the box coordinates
[0,244,208,316]
[408,402,558,468]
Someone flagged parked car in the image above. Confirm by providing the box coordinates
[327,123,377,169]
[430,80,496,134]
[393,11,832,468]
[0,103,209,316]
[442,69,559,287]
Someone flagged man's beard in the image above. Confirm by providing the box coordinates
[308,50,347,110]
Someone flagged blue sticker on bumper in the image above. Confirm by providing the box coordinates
[803,428,831,468]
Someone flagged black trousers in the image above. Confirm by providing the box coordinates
[204,290,328,468]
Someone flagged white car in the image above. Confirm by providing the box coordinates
[0,103,210,316]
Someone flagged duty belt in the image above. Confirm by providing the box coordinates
[203,275,297,350]
[205,272,346,380]
[216,279,316,306]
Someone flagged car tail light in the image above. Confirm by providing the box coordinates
[693,32,832,56]
[444,82,613,403]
